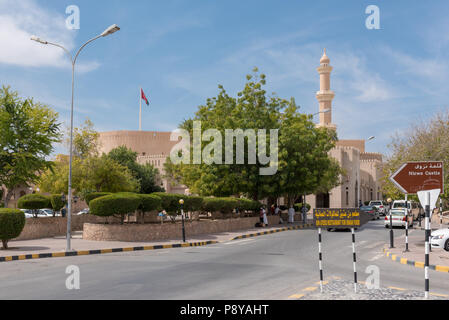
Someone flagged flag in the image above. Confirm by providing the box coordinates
[141,88,149,106]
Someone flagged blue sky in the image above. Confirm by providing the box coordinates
[1,0,448,156]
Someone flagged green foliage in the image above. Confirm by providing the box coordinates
[236,198,262,211]
[107,146,164,194]
[17,194,51,210]
[151,193,181,214]
[84,192,112,205]
[50,194,66,213]
[0,86,61,207]
[183,196,204,212]
[138,194,162,212]
[68,118,99,159]
[0,208,26,249]
[202,197,239,214]
[164,71,342,204]
[382,110,449,201]
[89,193,141,223]
[40,155,139,196]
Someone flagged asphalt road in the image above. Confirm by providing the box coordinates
[0,220,448,300]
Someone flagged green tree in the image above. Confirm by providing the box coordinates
[67,118,100,159]
[164,70,341,203]
[382,110,449,204]
[107,146,164,194]
[0,86,61,207]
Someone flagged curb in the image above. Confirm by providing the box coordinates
[231,223,314,240]
[0,240,219,264]
[383,248,449,273]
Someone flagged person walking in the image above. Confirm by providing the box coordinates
[263,207,268,226]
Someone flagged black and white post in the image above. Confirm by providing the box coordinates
[404,195,410,252]
[425,192,430,299]
[318,227,324,293]
[351,228,358,293]
[440,198,443,229]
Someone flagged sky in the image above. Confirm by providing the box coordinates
[1,0,448,157]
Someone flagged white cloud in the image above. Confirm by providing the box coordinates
[0,0,99,72]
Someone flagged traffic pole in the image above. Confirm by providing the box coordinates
[318,227,324,293]
[351,228,358,293]
[440,198,443,229]
[404,195,410,252]
[424,192,430,299]
[389,208,394,248]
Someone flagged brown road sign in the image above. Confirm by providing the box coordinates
[389,161,444,194]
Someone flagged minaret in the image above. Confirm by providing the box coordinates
[316,49,336,130]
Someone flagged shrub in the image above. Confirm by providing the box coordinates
[183,196,204,212]
[202,197,239,214]
[84,192,112,205]
[89,193,141,224]
[138,194,162,213]
[237,198,262,212]
[152,193,181,214]
[17,194,51,217]
[50,195,66,215]
[364,201,370,206]
[0,209,26,249]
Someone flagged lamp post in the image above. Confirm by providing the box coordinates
[179,199,186,242]
[31,24,120,252]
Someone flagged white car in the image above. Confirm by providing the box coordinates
[369,200,387,215]
[431,228,449,251]
[384,209,413,228]
[20,209,34,219]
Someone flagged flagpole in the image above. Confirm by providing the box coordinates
[139,87,142,131]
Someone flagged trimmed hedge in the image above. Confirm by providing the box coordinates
[237,198,262,211]
[294,203,311,213]
[138,194,162,212]
[152,193,181,214]
[89,193,141,223]
[202,197,239,214]
[0,209,26,249]
[50,194,66,213]
[183,196,204,212]
[17,194,51,210]
[85,192,112,205]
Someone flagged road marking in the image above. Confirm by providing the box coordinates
[288,294,305,299]
[223,239,255,245]
[315,281,329,285]
[368,253,385,261]
[388,286,406,291]
[302,287,318,292]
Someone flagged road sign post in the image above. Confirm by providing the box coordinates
[425,193,430,299]
[404,195,409,252]
[313,208,370,294]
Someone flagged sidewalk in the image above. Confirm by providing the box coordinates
[0,221,314,261]
[383,224,449,272]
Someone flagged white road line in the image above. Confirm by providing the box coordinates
[223,239,255,245]
[368,253,385,261]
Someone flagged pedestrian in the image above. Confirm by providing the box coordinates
[288,206,295,224]
[359,200,362,208]
[259,207,264,225]
[275,205,283,224]
[270,205,275,216]
[263,207,268,226]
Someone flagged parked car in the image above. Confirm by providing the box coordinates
[368,200,387,216]
[38,209,55,217]
[431,228,449,251]
[385,209,413,228]
[391,200,420,220]
[76,208,90,215]
[20,209,34,219]
[360,205,380,220]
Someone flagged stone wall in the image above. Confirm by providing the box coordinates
[14,215,120,241]
[83,215,284,242]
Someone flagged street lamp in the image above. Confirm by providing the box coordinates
[179,199,186,242]
[312,108,331,117]
[31,24,120,252]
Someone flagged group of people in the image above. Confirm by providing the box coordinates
[258,204,296,227]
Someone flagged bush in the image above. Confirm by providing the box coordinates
[202,197,239,214]
[237,198,262,212]
[89,193,141,224]
[152,193,182,214]
[17,194,51,217]
[183,196,204,212]
[84,192,112,205]
[0,209,26,249]
[50,195,66,214]
[138,194,162,213]
[364,201,370,206]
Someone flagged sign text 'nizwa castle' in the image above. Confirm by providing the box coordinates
[98,50,384,209]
